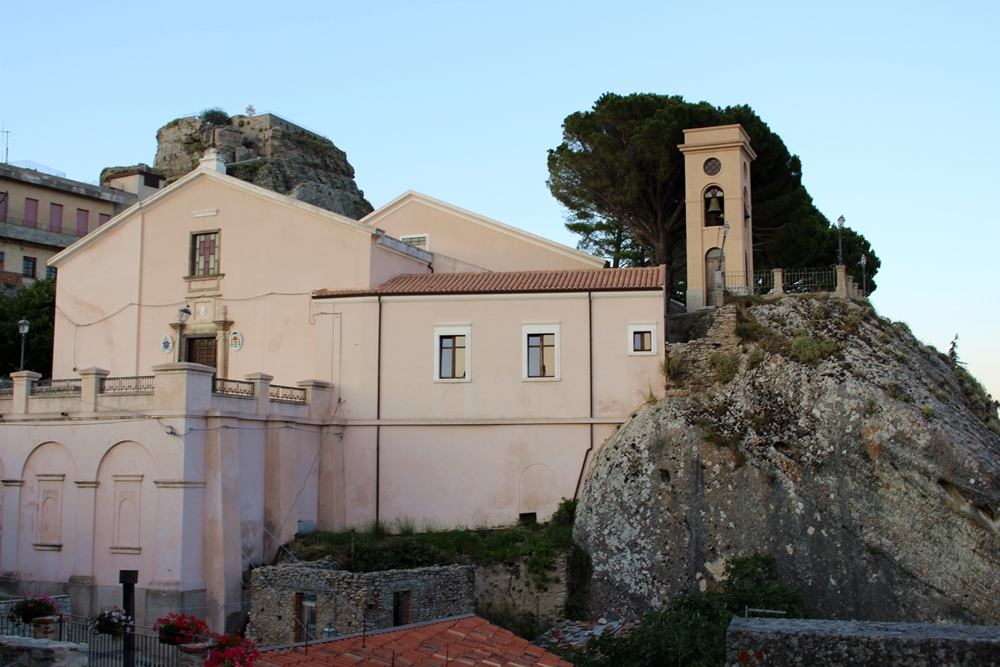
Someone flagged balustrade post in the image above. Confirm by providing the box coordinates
[772,268,784,296]
[245,373,273,415]
[297,380,335,420]
[152,363,215,412]
[10,371,40,414]
[77,367,109,413]
[835,264,849,299]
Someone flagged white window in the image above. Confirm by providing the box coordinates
[401,234,429,250]
[522,323,560,381]
[628,323,658,356]
[434,325,471,382]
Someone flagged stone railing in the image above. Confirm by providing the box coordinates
[3,366,335,421]
[715,265,867,306]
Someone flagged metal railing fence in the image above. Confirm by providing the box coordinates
[100,376,155,394]
[31,378,82,395]
[213,378,254,397]
[0,377,12,396]
[269,384,306,403]
[53,616,185,667]
[783,267,837,294]
[0,214,91,238]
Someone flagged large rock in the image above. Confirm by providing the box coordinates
[575,297,1000,624]
[151,113,373,219]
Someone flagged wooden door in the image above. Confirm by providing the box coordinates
[187,337,217,371]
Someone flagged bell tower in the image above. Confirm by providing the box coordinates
[678,125,756,311]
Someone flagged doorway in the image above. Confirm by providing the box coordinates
[187,336,217,371]
[705,248,722,307]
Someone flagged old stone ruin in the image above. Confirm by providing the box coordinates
[102,112,373,220]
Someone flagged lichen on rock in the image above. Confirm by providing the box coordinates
[575,296,1000,624]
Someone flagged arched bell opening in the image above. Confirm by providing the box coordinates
[704,186,724,226]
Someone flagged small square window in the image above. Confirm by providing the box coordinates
[190,232,220,276]
[628,323,657,356]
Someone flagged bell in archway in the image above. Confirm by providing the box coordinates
[707,195,723,214]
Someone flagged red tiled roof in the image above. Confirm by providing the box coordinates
[256,615,573,667]
[314,267,664,298]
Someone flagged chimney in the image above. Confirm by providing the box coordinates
[199,148,227,174]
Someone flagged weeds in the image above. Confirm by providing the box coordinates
[747,348,765,370]
[921,405,935,419]
[884,382,911,402]
[661,355,687,381]
[709,353,740,384]
[790,335,838,364]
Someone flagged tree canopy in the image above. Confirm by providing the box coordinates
[0,277,56,378]
[547,93,879,295]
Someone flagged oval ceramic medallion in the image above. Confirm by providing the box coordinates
[161,335,174,354]
[229,331,243,351]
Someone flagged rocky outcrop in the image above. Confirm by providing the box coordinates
[575,297,1000,624]
[151,113,373,219]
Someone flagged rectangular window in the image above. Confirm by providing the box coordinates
[24,198,38,228]
[439,335,467,379]
[0,251,4,271]
[190,232,220,276]
[46,266,57,280]
[76,209,89,236]
[527,334,556,377]
[22,256,36,278]
[0,192,8,222]
[98,213,111,226]
[49,203,63,233]
[400,234,428,249]
[628,323,658,356]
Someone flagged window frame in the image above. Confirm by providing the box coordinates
[189,229,221,277]
[22,256,37,278]
[628,323,658,356]
[400,233,430,251]
[434,325,471,382]
[522,323,560,381]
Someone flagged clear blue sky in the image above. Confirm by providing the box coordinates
[3,0,998,399]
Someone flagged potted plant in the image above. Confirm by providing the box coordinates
[6,592,58,625]
[89,605,132,638]
[206,633,259,667]
[154,613,209,645]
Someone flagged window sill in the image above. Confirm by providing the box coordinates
[628,351,658,357]
[434,378,471,383]
[110,546,141,554]
[522,376,560,382]
[33,543,62,552]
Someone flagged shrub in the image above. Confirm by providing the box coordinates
[154,613,209,643]
[7,592,57,624]
[790,335,838,364]
[935,390,949,401]
[746,348,765,370]
[709,353,739,384]
[200,107,230,126]
[884,382,910,402]
[207,633,259,667]
[661,355,686,381]
[866,397,879,417]
[844,311,862,333]
[90,606,132,638]
[921,405,935,419]
[394,516,416,536]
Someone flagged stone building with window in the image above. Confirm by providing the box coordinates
[0,162,161,287]
[0,125,755,633]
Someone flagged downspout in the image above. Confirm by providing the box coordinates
[375,295,382,524]
[574,291,595,500]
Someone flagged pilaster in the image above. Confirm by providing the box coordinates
[263,424,298,562]
[297,379,334,420]
[244,373,273,415]
[772,268,784,296]
[70,480,99,615]
[0,479,24,578]
[77,368,109,412]
[10,371,41,414]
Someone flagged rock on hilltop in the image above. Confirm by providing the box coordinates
[151,113,373,219]
[575,297,1000,624]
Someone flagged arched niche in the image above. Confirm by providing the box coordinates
[93,441,158,587]
[519,464,558,522]
[19,442,79,580]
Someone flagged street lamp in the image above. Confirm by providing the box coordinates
[17,318,29,371]
[177,306,191,363]
[860,254,868,298]
[836,215,845,265]
[719,220,731,290]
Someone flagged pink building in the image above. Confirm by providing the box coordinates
[0,149,670,631]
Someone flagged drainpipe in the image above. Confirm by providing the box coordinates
[574,291,595,500]
[375,296,382,524]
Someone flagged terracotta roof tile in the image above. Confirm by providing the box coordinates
[256,616,572,667]
[314,267,664,299]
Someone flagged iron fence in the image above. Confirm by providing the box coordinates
[783,267,837,294]
[269,384,307,404]
[31,378,82,395]
[213,378,254,397]
[0,214,90,238]
[100,376,156,394]
[753,269,775,295]
[54,617,184,667]
[0,377,12,396]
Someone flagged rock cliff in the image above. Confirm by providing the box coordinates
[150,113,373,219]
[575,296,1000,624]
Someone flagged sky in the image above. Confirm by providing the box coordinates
[2,0,998,399]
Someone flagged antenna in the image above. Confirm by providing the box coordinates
[0,122,10,163]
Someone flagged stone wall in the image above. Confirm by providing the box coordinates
[0,636,87,667]
[726,618,1000,667]
[474,554,568,627]
[248,564,474,648]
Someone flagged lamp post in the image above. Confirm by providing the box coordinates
[719,220,731,286]
[177,306,191,363]
[836,215,845,265]
[17,318,29,371]
[860,254,868,298]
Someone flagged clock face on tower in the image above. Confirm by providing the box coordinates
[703,158,722,176]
